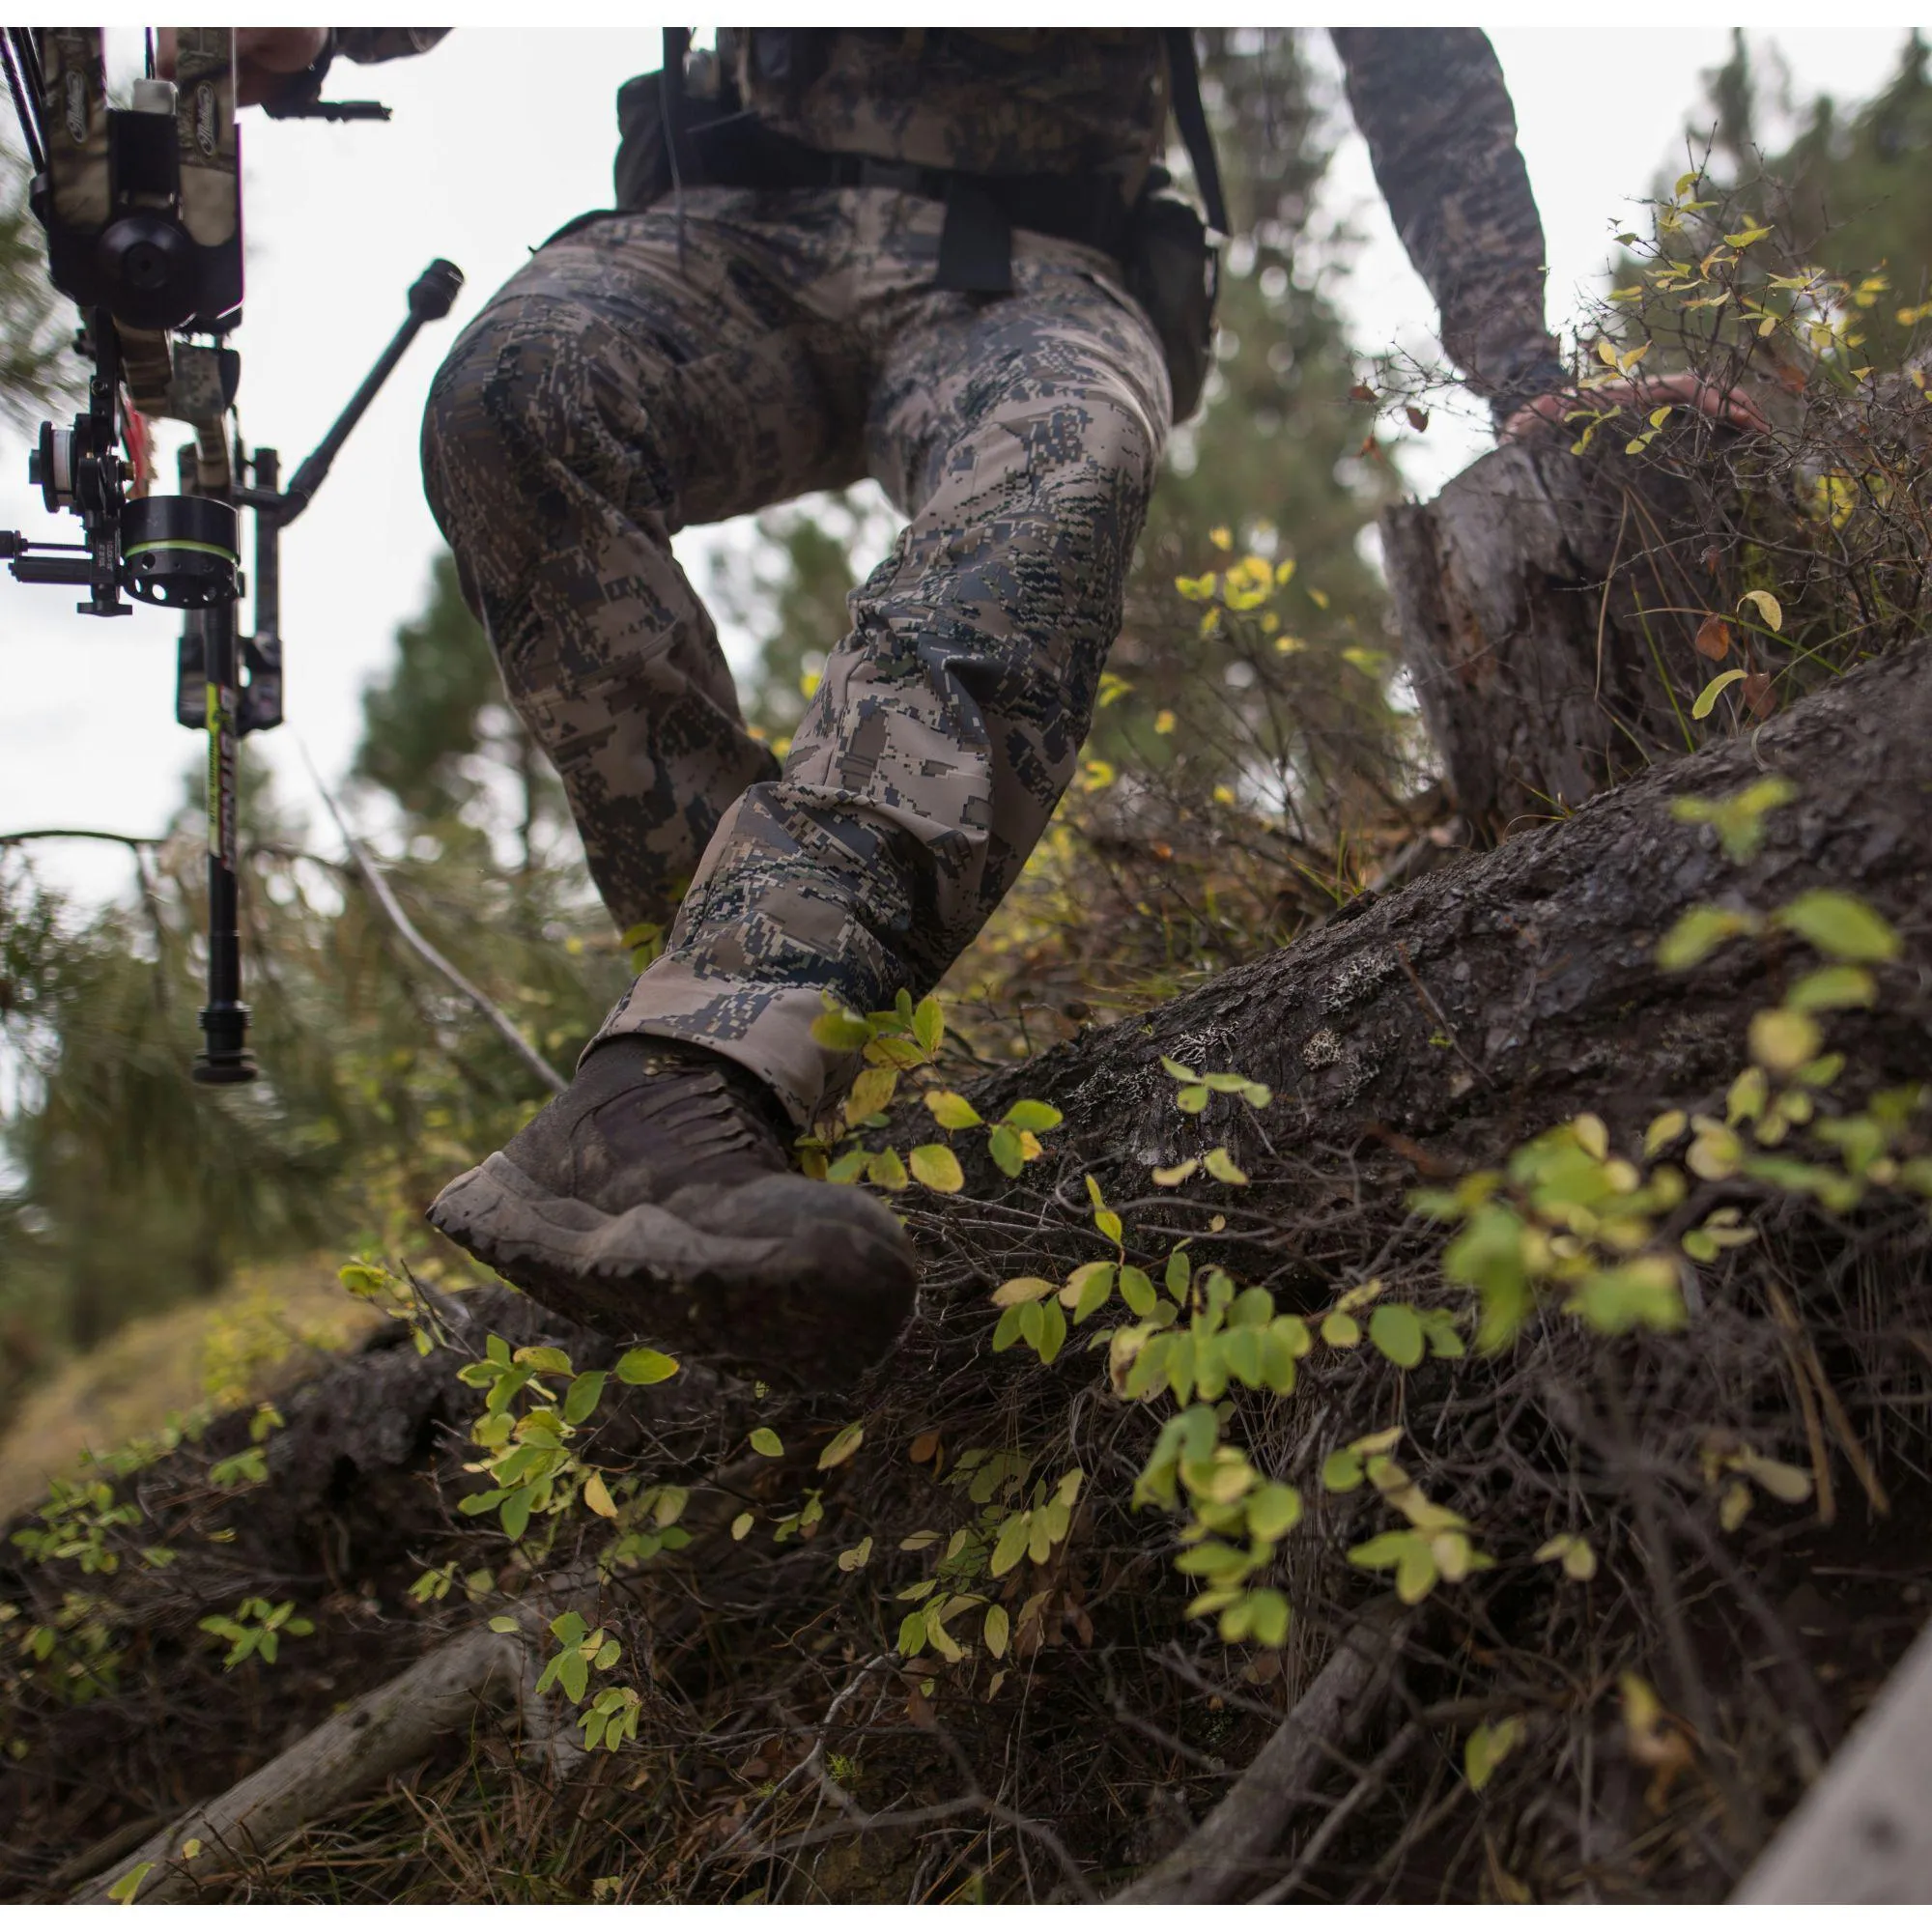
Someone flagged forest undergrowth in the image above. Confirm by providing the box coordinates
[8,35,1932,1907]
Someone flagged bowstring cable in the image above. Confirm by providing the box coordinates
[2,30,47,179]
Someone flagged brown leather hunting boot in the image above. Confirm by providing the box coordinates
[427,1037,919,1392]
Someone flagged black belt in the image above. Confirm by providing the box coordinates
[807,154,1135,293]
[659,58,1136,295]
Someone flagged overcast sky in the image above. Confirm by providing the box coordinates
[3,17,1926,904]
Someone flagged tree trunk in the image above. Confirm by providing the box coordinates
[932,635,1931,1194]
[1378,432,1743,839]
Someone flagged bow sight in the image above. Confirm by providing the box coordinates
[0,26,461,1083]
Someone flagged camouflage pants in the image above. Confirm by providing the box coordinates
[422,185,1169,1124]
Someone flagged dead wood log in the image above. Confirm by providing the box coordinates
[1733,1611,1932,1903]
[1378,433,1739,837]
[74,1617,539,1903]
[1111,1604,1404,1903]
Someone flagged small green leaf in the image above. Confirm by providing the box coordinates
[913,994,946,1056]
[106,1862,156,1904]
[818,1422,865,1470]
[987,1122,1026,1178]
[1465,1715,1527,1792]
[924,1090,982,1130]
[1369,1302,1425,1368]
[562,1371,608,1426]
[1786,964,1877,1012]
[867,1147,909,1191]
[1775,891,1901,963]
[1321,1310,1360,1349]
[614,1349,680,1386]
[1118,1264,1156,1318]
[992,1274,1057,1307]
[1246,1481,1302,1541]
[1691,668,1747,720]
[1657,904,1757,971]
[846,1065,899,1122]
[499,1487,534,1542]
[1176,1084,1210,1114]
[811,1008,874,1052]
[1064,1261,1117,1322]
[749,1428,784,1459]
[1003,1099,1064,1132]
[1204,1146,1248,1185]
[984,1603,1010,1658]
[989,1510,1032,1577]
[910,1143,965,1192]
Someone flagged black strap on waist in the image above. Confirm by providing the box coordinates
[654,28,1212,292]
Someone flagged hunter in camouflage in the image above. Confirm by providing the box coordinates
[244,28,1573,1385]
[421,186,1168,1125]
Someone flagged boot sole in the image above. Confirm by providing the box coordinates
[426,1153,920,1393]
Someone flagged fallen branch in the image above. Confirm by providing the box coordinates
[76,1618,538,1903]
[1112,1601,1405,1903]
[77,1435,792,1904]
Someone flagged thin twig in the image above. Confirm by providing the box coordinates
[296,741,567,1095]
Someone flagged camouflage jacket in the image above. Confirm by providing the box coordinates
[333,27,1563,417]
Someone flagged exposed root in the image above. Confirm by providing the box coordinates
[1113,1600,1405,1902]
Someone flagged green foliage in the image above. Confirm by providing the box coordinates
[197,1596,314,1669]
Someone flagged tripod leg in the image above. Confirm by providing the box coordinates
[193,596,255,1084]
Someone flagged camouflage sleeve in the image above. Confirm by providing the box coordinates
[331,30,450,66]
[1329,28,1566,422]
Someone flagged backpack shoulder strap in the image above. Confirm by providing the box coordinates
[1163,28,1230,237]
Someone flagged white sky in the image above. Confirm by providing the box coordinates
[3,19,1925,904]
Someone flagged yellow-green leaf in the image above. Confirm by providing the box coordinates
[1368,1303,1424,1368]
[1691,668,1747,720]
[810,1008,873,1052]
[1204,1146,1248,1185]
[910,1143,966,1193]
[1787,965,1877,1012]
[845,1065,898,1122]
[750,1428,784,1459]
[818,1422,865,1471]
[106,1863,156,1904]
[992,1275,1057,1308]
[1748,1008,1821,1074]
[924,1090,982,1131]
[582,1470,618,1520]
[984,1603,1010,1659]
[1321,1311,1361,1349]
[1775,891,1901,964]
[614,1348,680,1386]
[1464,1715,1526,1792]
